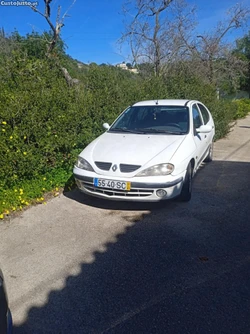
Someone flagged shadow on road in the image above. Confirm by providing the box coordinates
[14,160,250,333]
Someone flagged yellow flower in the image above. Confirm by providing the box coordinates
[2,121,7,125]
[21,200,25,204]
[55,187,59,191]
[23,152,27,155]
[2,202,5,205]
[14,189,17,193]
[0,214,4,219]
[43,177,46,181]
[40,197,44,201]
[2,129,5,132]
[42,188,46,191]
[5,210,10,215]
[24,135,27,139]
[25,202,29,205]
[10,136,13,140]
[19,206,22,210]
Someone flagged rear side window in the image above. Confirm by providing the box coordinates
[198,103,210,124]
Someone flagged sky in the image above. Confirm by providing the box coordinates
[0,0,249,65]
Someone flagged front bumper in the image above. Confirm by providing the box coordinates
[73,169,184,202]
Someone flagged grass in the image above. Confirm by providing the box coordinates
[0,168,75,220]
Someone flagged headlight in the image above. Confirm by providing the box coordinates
[75,157,94,171]
[136,163,174,176]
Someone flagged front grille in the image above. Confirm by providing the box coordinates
[79,179,154,198]
[95,161,112,171]
[120,164,141,173]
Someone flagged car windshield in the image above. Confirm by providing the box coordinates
[109,105,189,134]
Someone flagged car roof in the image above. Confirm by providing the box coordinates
[132,99,191,107]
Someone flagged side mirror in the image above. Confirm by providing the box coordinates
[103,123,110,130]
[196,125,212,133]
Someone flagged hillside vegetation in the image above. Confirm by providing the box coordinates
[0,31,250,218]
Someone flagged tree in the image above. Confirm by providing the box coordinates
[234,31,250,96]
[120,0,250,93]
[119,0,198,76]
[176,2,250,92]
[30,0,75,56]
[30,0,79,86]
[120,0,172,76]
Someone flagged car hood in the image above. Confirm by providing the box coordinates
[80,132,186,174]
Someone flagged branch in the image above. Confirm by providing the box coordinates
[215,4,250,45]
[149,0,173,16]
[30,5,56,34]
[126,30,154,43]
[61,0,77,23]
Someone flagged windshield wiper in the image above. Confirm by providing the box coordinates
[109,127,146,134]
[109,127,185,135]
[142,128,185,135]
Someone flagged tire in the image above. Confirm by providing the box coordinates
[178,163,193,202]
[204,142,213,162]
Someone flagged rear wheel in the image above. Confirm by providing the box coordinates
[204,142,213,162]
[178,163,193,202]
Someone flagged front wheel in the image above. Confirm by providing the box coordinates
[178,163,193,202]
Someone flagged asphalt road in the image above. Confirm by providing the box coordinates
[1,114,250,334]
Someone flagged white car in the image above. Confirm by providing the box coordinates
[73,99,215,202]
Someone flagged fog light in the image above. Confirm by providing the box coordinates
[156,189,167,198]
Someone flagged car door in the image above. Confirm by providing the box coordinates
[192,103,208,169]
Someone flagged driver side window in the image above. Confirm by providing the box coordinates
[192,105,203,131]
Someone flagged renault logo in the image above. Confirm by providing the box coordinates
[112,164,117,172]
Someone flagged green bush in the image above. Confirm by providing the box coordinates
[206,100,236,140]
[233,99,250,119]
[0,56,86,188]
